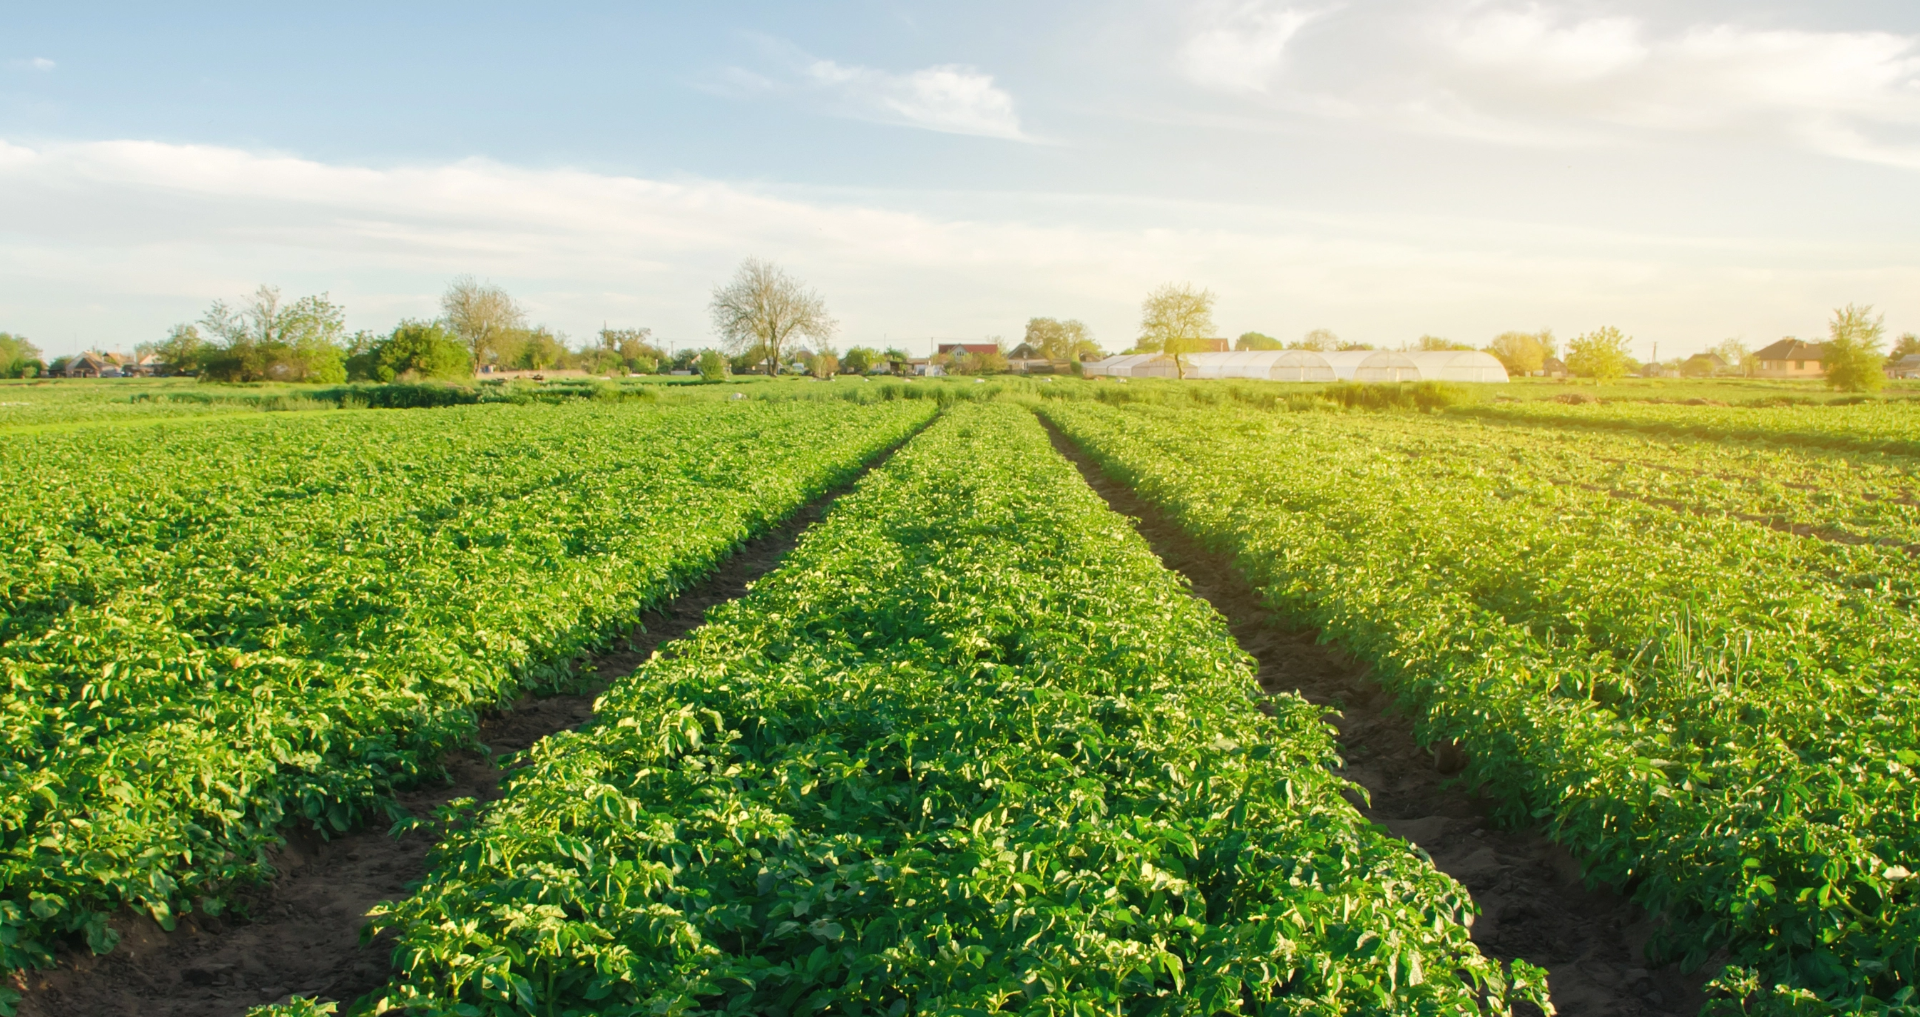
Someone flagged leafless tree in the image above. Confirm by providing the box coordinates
[442,276,526,372]
[709,258,837,376]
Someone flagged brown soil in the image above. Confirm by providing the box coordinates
[13,476,872,1017]
[1041,419,1711,1017]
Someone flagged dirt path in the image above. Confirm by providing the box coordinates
[1040,419,1709,1017]
[12,475,871,1017]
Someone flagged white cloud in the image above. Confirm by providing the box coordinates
[0,137,1911,358]
[9,57,56,71]
[1177,2,1321,93]
[802,59,1028,140]
[1176,2,1920,169]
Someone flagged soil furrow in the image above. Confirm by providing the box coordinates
[12,451,902,1017]
[1039,416,1711,1017]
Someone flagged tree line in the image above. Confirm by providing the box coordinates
[1115,283,1912,392]
[4,266,1911,391]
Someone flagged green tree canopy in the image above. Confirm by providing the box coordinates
[0,332,43,378]
[1882,332,1919,364]
[1289,328,1338,352]
[1565,326,1633,382]
[366,320,472,382]
[1137,284,1216,378]
[841,346,878,375]
[1235,331,1283,351]
[1024,317,1101,361]
[1486,330,1550,374]
[1824,304,1886,393]
[197,285,347,383]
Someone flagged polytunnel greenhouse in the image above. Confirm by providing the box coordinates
[1082,349,1509,382]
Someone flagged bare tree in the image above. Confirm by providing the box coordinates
[709,258,837,376]
[442,276,526,372]
[1137,283,1217,379]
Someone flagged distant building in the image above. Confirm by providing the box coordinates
[64,351,131,378]
[1888,354,1920,380]
[1754,339,1826,378]
[1539,356,1568,378]
[935,343,1001,358]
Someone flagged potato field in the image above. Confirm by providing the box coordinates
[2,377,1916,1017]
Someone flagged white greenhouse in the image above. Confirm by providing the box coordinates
[1082,349,1508,383]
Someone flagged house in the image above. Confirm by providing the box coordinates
[935,343,1001,358]
[1539,356,1568,378]
[64,351,129,378]
[1754,339,1826,378]
[1888,354,1920,380]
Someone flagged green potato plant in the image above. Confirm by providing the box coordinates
[365,403,1549,1016]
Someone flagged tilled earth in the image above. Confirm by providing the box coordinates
[12,486,856,1017]
[1042,420,1710,1016]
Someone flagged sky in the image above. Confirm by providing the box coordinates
[3,0,1918,360]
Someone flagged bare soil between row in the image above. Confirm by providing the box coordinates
[1039,419,1710,1017]
[13,481,863,1017]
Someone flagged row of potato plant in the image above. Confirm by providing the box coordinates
[0,399,936,977]
[362,403,1549,1016]
[1457,396,1920,458]
[1328,413,1920,562]
[1040,401,1919,1016]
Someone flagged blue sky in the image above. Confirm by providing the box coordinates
[4,1,1917,359]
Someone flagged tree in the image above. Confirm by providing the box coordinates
[506,327,569,371]
[139,323,208,375]
[1824,304,1886,393]
[810,350,839,379]
[1235,331,1282,351]
[1024,318,1100,361]
[365,320,472,381]
[1288,328,1338,352]
[1,332,44,378]
[1711,338,1752,377]
[1486,330,1549,375]
[710,258,837,377]
[1137,284,1216,379]
[198,285,348,383]
[1565,326,1633,382]
[442,277,526,372]
[1413,334,1474,351]
[841,346,877,375]
[883,347,912,375]
[698,349,729,382]
[1884,332,1920,365]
